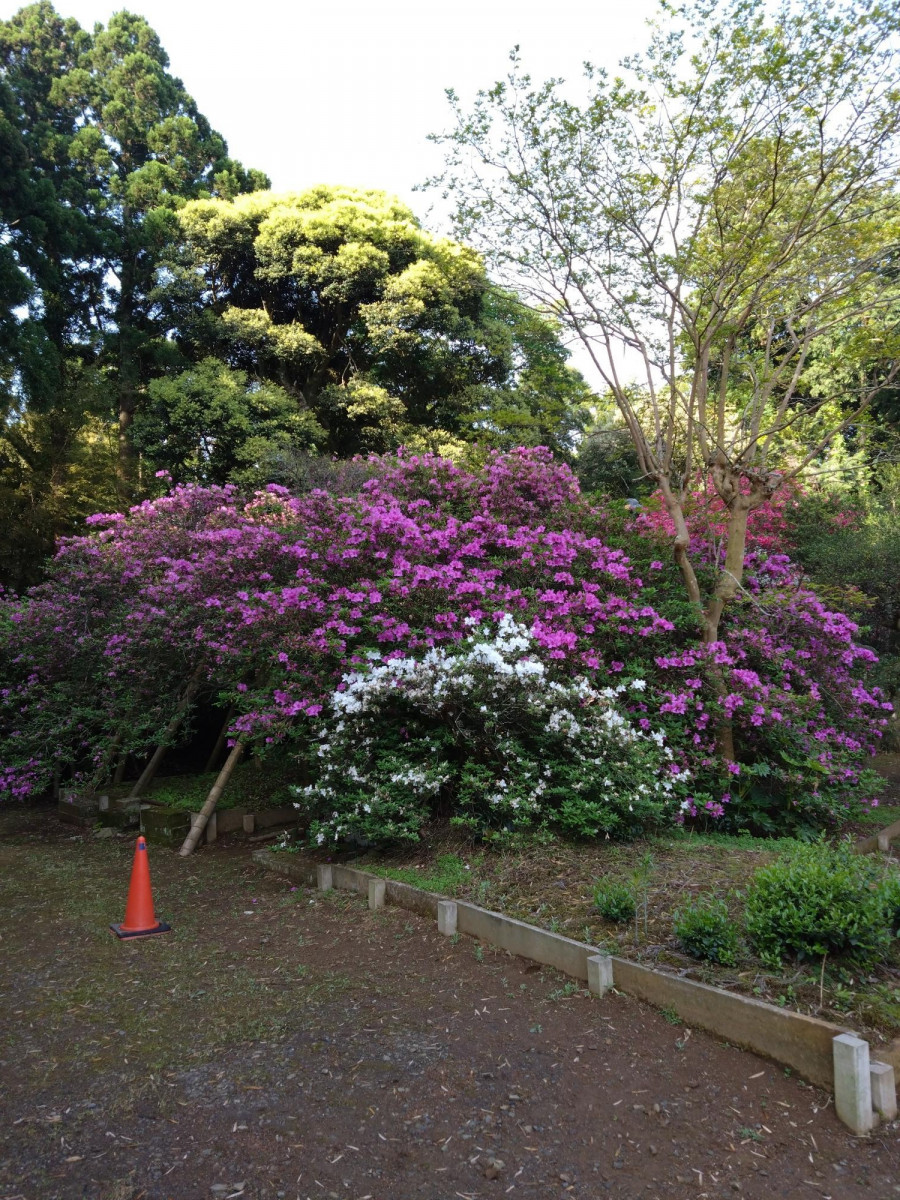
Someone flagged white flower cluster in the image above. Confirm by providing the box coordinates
[297,616,687,844]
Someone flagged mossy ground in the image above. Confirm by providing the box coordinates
[131,758,297,813]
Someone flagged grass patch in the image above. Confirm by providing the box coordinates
[855,804,900,829]
[651,829,803,853]
[363,852,473,895]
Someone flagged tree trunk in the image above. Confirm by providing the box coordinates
[118,399,138,496]
[178,739,245,857]
[126,668,204,800]
[203,707,235,774]
[699,485,758,763]
[88,729,123,792]
[657,475,705,614]
[112,752,129,786]
[702,493,754,646]
[116,207,140,499]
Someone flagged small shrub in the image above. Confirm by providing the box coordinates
[593,878,635,923]
[673,895,740,966]
[299,616,682,848]
[744,842,894,967]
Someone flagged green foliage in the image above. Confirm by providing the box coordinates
[461,292,594,455]
[0,1,266,583]
[592,878,636,923]
[788,481,900,710]
[170,186,591,459]
[673,895,740,966]
[720,758,886,841]
[0,408,119,591]
[133,359,324,486]
[883,868,900,937]
[744,842,896,967]
[577,426,645,499]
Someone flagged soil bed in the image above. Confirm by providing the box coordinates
[1,806,899,1200]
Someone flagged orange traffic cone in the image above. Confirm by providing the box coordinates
[110,835,171,939]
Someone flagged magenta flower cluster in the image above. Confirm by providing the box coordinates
[0,448,890,834]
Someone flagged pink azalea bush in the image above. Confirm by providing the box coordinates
[0,448,890,841]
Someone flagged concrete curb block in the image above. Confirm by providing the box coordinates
[833,1034,875,1134]
[437,900,457,936]
[252,849,895,1128]
[455,900,593,980]
[316,864,333,892]
[855,815,900,855]
[587,953,614,998]
[871,1060,898,1122]
[368,878,386,910]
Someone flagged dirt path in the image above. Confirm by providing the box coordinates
[0,808,897,1200]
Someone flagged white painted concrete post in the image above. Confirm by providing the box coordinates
[870,1061,898,1121]
[316,864,333,892]
[587,954,614,998]
[368,878,386,910]
[833,1034,876,1134]
[242,813,255,834]
[437,900,458,936]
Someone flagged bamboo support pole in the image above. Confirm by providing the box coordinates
[126,668,204,801]
[178,739,245,857]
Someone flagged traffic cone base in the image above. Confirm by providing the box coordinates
[110,919,171,939]
[111,835,171,939]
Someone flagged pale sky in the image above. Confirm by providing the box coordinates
[4,0,660,208]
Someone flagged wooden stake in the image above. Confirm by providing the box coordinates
[178,739,245,857]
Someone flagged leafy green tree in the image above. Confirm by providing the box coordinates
[0,3,114,587]
[462,292,593,453]
[54,8,269,489]
[433,0,900,670]
[132,358,324,486]
[0,2,269,586]
[168,185,592,457]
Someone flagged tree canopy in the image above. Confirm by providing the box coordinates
[165,185,591,459]
[0,1,269,585]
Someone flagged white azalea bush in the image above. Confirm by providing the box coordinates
[294,616,688,847]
